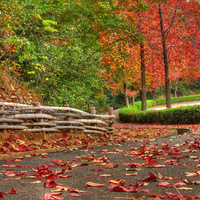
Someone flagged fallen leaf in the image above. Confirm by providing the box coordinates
[99,174,112,177]
[125,172,137,176]
[70,193,79,197]
[178,187,193,190]
[131,196,146,200]
[109,179,125,184]
[91,168,105,171]
[153,165,166,168]
[142,171,157,182]
[86,181,105,187]
[157,182,170,187]
[146,155,158,165]
[9,187,17,194]
[30,181,41,184]
[126,168,141,171]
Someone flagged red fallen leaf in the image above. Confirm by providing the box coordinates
[164,159,178,165]
[61,132,69,138]
[142,171,157,182]
[3,142,9,147]
[153,165,166,168]
[9,187,17,194]
[114,149,123,153]
[174,181,186,187]
[42,155,48,158]
[157,182,171,187]
[46,174,59,181]
[171,155,185,159]
[70,189,88,193]
[70,193,79,197]
[51,192,63,196]
[5,159,15,162]
[19,145,27,152]
[91,168,105,171]
[59,174,72,178]
[165,192,182,199]
[108,182,126,192]
[123,163,141,168]
[185,171,200,177]
[41,193,61,200]
[86,181,105,187]
[169,149,180,155]
[162,142,170,153]
[0,192,6,199]
[146,155,158,165]
[43,181,60,188]
[129,181,139,188]
[108,183,150,193]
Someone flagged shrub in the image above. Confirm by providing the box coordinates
[119,105,200,124]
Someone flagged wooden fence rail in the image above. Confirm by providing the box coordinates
[0,99,115,134]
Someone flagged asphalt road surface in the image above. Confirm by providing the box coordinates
[0,130,200,200]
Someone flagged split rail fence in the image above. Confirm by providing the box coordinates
[0,99,116,134]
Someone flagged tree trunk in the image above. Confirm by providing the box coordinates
[159,3,171,108]
[140,43,147,111]
[123,83,129,107]
[132,94,135,106]
[174,78,179,97]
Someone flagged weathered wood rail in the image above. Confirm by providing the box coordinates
[0,99,115,134]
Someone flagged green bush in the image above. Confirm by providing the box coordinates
[147,100,157,107]
[119,105,200,124]
[132,100,156,110]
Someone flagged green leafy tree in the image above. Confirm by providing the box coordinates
[1,0,133,111]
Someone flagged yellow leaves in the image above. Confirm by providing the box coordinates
[36,14,42,20]
[28,71,35,74]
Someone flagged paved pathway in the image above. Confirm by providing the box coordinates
[0,130,200,199]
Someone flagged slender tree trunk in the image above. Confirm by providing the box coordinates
[174,78,179,97]
[123,83,129,107]
[159,3,171,108]
[132,94,135,106]
[140,43,147,111]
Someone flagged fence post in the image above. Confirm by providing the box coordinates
[33,102,46,138]
[90,107,96,115]
[33,102,42,121]
[65,102,73,134]
[0,99,6,134]
[109,107,113,116]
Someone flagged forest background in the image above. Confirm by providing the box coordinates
[0,0,200,113]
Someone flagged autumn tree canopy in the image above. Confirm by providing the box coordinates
[0,0,199,110]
